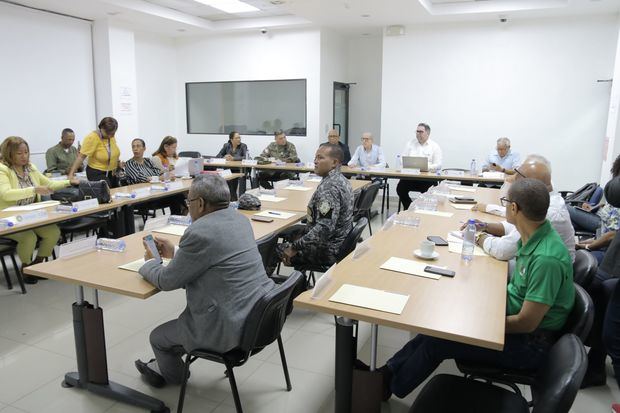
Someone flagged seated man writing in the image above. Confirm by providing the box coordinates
[267,144,353,275]
[378,178,575,400]
[134,174,275,387]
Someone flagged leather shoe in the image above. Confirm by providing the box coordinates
[135,359,166,388]
[23,276,38,285]
[580,369,606,388]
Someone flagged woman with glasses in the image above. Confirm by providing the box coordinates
[216,131,247,200]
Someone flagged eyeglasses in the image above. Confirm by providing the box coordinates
[513,168,526,179]
[184,197,201,207]
[415,130,425,134]
[499,197,517,207]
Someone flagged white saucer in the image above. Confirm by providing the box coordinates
[414,249,439,260]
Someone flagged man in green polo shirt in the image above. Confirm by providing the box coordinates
[376,178,575,400]
[45,128,83,174]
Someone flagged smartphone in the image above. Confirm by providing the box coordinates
[251,216,274,223]
[450,197,477,204]
[424,266,455,278]
[427,236,448,246]
[143,234,162,263]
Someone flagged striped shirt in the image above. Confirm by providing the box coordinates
[124,158,162,185]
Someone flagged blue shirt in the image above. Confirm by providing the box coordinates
[482,150,521,171]
[348,144,386,168]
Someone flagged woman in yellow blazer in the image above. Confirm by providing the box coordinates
[0,136,78,284]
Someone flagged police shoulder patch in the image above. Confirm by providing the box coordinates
[319,200,331,216]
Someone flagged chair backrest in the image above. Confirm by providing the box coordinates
[256,232,278,271]
[564,182,599,204]
[178,151,202,158]
[336,217,368,262]
[238,271,303,353]
[572,250,597,288]
[354,182,382,214]
[560,284,594,342]
[532,334,587,413]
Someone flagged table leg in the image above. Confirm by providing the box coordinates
[369,324,378,371]
[238,168,247,195]
[335,317,357,413]
[63,287,168,412]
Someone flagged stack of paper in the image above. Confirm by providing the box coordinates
[3,200,60,212]
[414,210,454,218]
[119,258,171,272]
[446,233,487,256]
[253,210,296,220]
[448,185,476,193]
[380,257,445,280]
[284,185,311,191]
[329,284,409,314]
[152,224,187,236]
[258,195,286,202]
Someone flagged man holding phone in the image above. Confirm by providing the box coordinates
[134,175,275,388]
[376,178,574,400]
[481,137,521,174]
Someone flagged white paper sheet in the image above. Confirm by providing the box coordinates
[253,210,296,220]
[258,195,286,203]
[447,241,488,256]
[329,284,410,314]
[450,203,474,210]
[3,200,60,212]
[380,257,444,280]
[306,177,322,183]
[173,158,190,177]
[448,185,476,193]
[482,171,505,179]
[152,224,187,236]
[413,210,453,218]
[283,185,312,191]
[118,258,171,272]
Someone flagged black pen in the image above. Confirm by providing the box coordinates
[268,211,281,216]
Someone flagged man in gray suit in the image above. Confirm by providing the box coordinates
[134,174,275,387]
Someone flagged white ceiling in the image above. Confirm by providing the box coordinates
[3,0,619,37]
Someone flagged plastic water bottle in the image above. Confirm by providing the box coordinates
[396,154,402,170]
[168,215,192,226]
[96,238,126,252]
[0,219,15,229]
[16,210,48,223]
[245,150,251,160]
[461,219,476,262]
[470,159,477,176]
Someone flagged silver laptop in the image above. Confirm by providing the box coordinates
[402,156,429,172]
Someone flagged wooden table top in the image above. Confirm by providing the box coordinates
[24,208,305,299]
[294,186,508,350]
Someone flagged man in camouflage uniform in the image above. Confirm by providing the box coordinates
[257,130,300,189]
[267,144,354,277]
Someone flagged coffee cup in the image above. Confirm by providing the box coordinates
[420,240,435,257]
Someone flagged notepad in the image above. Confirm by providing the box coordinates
[306,177,322,183]
[413,210,453,218]
[329,284,410,314]
[152,224,187,236]
[450,203,474,210]
[380,257,443,280]
[254,210,296,220]
[448,185,476,193]
[283,185,312,191]
[482,171,505,179]
[3,200,60,212]
[118,258,171,272]
[447,241,487,256]
[258,195,286,202]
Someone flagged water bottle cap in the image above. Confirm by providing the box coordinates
[7,222,13,227]
[468,219,476,224]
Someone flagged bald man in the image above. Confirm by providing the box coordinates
[348,132,386,168]
[467,154,575,262]
[321,129,351,164]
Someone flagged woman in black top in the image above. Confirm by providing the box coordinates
[125,138,185,215]
[216,131,247,200]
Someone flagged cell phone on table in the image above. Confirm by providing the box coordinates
[450,196,477,204]
[424,266,455,278]
[427,236,448,246]
[143,234,162,264]
[251,216,274,223]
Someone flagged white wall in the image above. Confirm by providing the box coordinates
[347,35,383,147]
[0,2,96,170]
[174,29,321,162]
[134,31,179,153]
[320,29,348,145]
[381,15,618,191]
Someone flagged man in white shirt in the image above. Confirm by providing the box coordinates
[396,123,443,210]
[481,137,521,175]
[348,133,386,168]
[469,155,575,262]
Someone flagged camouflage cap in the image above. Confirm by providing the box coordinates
[238,193,262,210]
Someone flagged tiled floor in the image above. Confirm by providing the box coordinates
[0,199,618,412]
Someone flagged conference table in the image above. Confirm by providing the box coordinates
[294,186,508,412]
[21,176,365,412]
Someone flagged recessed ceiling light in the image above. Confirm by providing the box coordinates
[195,0,259,13]
[270,0,285,4]
[361,14,371,17]
[106,11,121,16]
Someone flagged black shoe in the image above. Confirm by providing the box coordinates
[23,276,38,285]
[580,369,606,388]
[378,365,393,401]
[135,359,166,388]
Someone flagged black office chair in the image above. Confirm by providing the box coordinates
[0,238,25,294]
[58,213,111,243]
[296,217,368,287]
[573,249,597,288]
[178,151,202,158]
[456,284,593,395]
[410,334,587,413]
[256,232,278,272]
[176,271,303,413]
[353,182,381,235]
